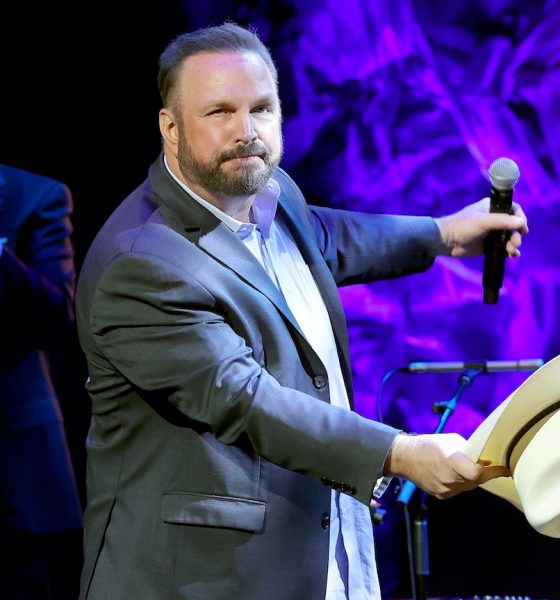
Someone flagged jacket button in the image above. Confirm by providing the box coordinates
[321,513,330,529]
[313,375,327,389]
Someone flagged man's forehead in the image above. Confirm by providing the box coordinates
[179,51,278,103]
[181,51,271,79]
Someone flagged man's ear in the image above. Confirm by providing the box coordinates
[159,108,179,150]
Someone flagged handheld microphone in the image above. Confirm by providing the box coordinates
[483,157,520,304]
[399,359,543,374]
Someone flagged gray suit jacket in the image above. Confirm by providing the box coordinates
[76,153,441,599]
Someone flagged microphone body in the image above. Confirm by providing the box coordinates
[400,359,544,374]
[483,157,520,304]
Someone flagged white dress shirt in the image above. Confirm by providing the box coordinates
[165,159,381,599]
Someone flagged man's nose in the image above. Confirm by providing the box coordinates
[234,113,258,144]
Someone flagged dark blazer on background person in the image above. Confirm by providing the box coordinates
[0,163,83,535]
[75,153,443,600]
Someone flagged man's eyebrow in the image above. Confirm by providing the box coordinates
[252,94,277,105]
[200,95,278,112]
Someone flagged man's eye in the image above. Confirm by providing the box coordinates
[253,106,271,114]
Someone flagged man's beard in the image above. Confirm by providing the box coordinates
[177,132,282,197]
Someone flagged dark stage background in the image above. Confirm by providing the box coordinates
[2,1,560,598]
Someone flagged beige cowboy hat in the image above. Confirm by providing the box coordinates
[466,354,560,538]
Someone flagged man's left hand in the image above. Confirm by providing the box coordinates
[434,197,528,258]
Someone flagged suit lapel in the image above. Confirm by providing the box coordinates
[276,196,353,395]
[277,200,350,347]
[196,215,306,339]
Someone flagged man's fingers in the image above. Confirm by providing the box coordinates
[491,213,526,232]
[512,202,529,233]
[506,231,523,257]
[450,452,484,482]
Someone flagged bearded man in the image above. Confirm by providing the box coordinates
[75,22,524,600]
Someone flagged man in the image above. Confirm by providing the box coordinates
[0,163,84,599]
[75,22,525,600]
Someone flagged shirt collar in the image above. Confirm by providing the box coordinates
[163,154,280,238]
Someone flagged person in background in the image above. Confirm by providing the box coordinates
[0,163,84,599]
[75,22,524,600]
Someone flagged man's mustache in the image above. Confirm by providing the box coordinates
[219,142,271,161]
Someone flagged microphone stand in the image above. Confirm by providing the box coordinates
[395,367,483,600]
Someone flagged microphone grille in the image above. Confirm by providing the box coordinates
[488,157,520,190]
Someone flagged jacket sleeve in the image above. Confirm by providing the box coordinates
[309,205,444,286]
[89,252,399,506]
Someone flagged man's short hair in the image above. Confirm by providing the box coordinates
[157,21,278,107]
